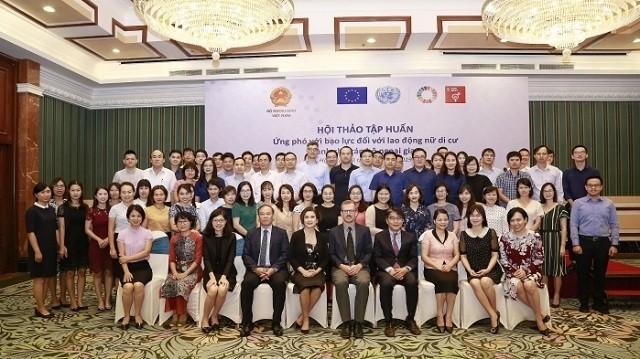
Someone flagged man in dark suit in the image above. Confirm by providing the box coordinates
[240,204,290,337]
[328,200,373,339]
[374,207,420,337]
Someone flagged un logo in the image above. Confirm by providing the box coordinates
[375,86,401,104]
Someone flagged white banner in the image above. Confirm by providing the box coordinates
[205,77,529,164]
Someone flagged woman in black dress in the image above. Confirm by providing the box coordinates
[26,183,59,318]
[315,185,341,233]
[200,208,237,334]
[289,207,329,334]
[458,204,503,334]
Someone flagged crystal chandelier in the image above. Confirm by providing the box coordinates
[482,0,640,61]
[134,0,295,60]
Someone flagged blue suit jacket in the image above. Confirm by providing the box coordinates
[328,223,373,272]
[242,225,289,273]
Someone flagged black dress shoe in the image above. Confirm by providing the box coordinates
[201,326,211,334]
[34,309,54,319]
[593,305,610,314]
[240,323,254,337]
[445,325,454,334]
[490,312,500,334]
[579,305,590,313]
[566,262,577,274]
[51,304,61,310]
[353,322,364,339]
[406,319,421,335]
[135,321,144,329]
[120,323,130,330]
[211,323,220,332]
[272,323,284,336]
[340,322,352,338]
[384,322,395,337]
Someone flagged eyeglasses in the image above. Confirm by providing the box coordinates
[177,220,190,224]
[413,155,426,159]
[435,189,447,193]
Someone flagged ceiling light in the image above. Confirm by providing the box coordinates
[112,48,121,53]
[43,6,56,13]
[134,0,295,61]
[366,38,376,44]
[482,0,640,62]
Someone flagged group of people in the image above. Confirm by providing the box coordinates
[25,142,619,338]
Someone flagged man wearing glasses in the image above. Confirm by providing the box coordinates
[328,200,373,339]
[403,148,437,206]
[570,175,619,314]
[373,208,420,337]
[297,141,331,190]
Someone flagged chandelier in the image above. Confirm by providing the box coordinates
[482,0,640,61]
[134,0,295,60]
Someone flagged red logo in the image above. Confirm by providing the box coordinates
[445,86,466,103]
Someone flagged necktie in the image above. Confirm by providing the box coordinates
[258,229,268,267]
[346,227,355,263]
[392,232,400,269]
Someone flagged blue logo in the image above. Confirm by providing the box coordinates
[337,87,367,104]
[375,86,401,104]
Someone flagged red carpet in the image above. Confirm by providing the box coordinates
[553,258,640,298]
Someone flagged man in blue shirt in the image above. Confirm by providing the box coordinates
[403,148,437,206]
[369,151,408,207]
[563,145,601,207]
[570,175,619,314]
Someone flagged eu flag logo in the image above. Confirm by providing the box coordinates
[337,87,367,104]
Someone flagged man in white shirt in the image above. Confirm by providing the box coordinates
[198,180,225,231]
[274,152,286,173]
[225,157,248,189]
[251,152,278,200]
[143,149,176,194]
[297,141,330,190]
[112,150,145,187]
[348,149,381,204]
[519,148,531,171]
[274,152,308,201]
[478,148,504,184]
[241,151,255,176]
[526,145,564,201]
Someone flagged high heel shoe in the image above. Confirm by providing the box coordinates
[120,323,130,330]
[490,312,500,334]
[434,315,445,333]
[201,326,211,334]
[135,321,144,329]
[537,325,551,336]
[34,309,54,319]
[542,315,551,323]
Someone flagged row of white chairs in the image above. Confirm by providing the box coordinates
[115,252,550,331]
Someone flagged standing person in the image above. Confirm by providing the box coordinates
[394,154,405,172]
[250,153,278,200]
[458,204,503,334]
[519,148,531,171]
[200,209,237,334]
[506,178,543,231]
[275,152,308,202]
[169,183,199,233]
[463,156,493,202]
[437,147,449,157]
[49,177,68,309]
[571,175,619,314]
[258,181,276,206]
[160,212,203,327]
[439,152,466,205]
[274,184,296,239]
[316,185,341,233]
[194,149,208,169]
[372,151,384,169]
[26,183,59,318]
[133,179,151,207]
[169,149,183,180]
[232,181,257,237]
[431,152,445,175]
[403,148,437,206]
[328,200,373,339]
[420,209,460,333]
[274,152,286,173]
[526,145,564,201]
[369,151,408,207]
[496,151,532,207]
[293,183,318,230]
[348,185,368,226]
[374,207,421,337]
[349,149,382,204]
[58,180,89,311]
[365,183,391,236]
[482,186,509,237]
[241,151,255,176]
[108,182,121,207]
[219,186,237,230]
[478,148,503,184]
[401,184,430,240]
[240,204,290,337]
[143,150,177,195]
[182,148,196,168]
[85,186,113,311]
[195,158,224,203]
[116,205,153,329]
[427,183,461,234]
[109,182,136,283]
[330,146,359,205]
[457,151,468,173]
[142,186,171,237]
[224,157,248,190]
[171,162,198,204]
[563,145,601,207]
[112,150,145,187]
[217,152,235,179]
[499,207,550,336]
[456,184,476,232]
[297,141,330,190]
[289,207,330,334]
[325,149,338,170]
[197,180,225,232]
[540,183,569,308]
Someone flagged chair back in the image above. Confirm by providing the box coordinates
[150,231,169,254]
[148,253,169,277]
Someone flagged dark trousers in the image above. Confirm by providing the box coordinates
[576,237,610,307]
[377,271,418,322]
[240,270,288,324]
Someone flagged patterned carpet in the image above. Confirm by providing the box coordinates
[1,277,639,359]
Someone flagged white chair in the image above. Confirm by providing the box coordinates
[284,283,328,328]
[196,256,245,327]
[114,253,168,325]
[249,283,285,327]
[330,282,376,329]
[157,285,201,326]
[452,261,506,329]
[496,283,551,330]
